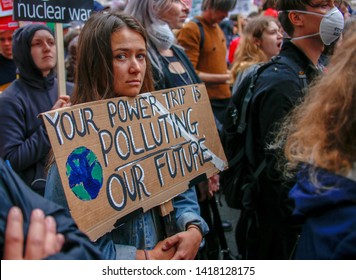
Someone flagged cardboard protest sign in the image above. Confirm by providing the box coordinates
[13,0,93,23]
[42,84,227,241]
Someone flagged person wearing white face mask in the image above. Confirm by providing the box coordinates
[279,26,356,259]
[282,6,344,46]
[231,0,344,260]
[282,2,344,69]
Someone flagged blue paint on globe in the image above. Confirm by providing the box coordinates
[66,146,103,201]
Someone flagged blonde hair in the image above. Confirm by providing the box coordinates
[282,28,356,177]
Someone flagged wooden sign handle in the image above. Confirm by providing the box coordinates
[159,200,178,237]
[55,23,66,96]
[159,200,174,216]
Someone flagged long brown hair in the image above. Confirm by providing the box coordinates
[282,28,356,176]
[47,12,154,169]
[231,16,278,78]
[72,11,154,105]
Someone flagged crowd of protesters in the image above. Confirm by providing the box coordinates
[0,0,355,260]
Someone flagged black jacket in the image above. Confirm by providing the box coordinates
[0,158,102,259]
[242,40,321,259]
[0,24,73,195]
[0,54,16,86]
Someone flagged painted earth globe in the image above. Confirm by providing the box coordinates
[66,146,103,201]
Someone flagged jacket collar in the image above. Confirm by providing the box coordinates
[280,39,322,82]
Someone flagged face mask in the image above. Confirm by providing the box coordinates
[146,21,175,50]
[284,7,344,45]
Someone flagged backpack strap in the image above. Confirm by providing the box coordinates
[252,158,266,179]
[237,63,267,134]
[191,17,204,50]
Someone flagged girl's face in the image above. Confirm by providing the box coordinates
[31,29,57,77]
[159,0,190,30]
[111,27,147,97]
[258,21,283,60]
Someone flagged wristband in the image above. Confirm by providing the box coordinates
[187,224,203,237]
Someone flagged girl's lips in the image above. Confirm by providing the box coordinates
[126,80,141,86]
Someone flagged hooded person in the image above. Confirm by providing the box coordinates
[0,24,72,196]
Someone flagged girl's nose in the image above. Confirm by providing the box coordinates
[129,58,140,73]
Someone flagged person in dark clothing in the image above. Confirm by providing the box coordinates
[4,206,65,259]
[281,29,356,259]
[235,0,344,259]
[291,166,356,259]
[0,158,102,260]
[0,24,72,196]
[0,29,17,92]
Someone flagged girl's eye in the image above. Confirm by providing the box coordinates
[137,53,146,60]
[115,54,126,60]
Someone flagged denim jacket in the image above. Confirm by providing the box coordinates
[45,164,208,259]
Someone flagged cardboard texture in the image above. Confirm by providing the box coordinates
[42,84,227,241]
